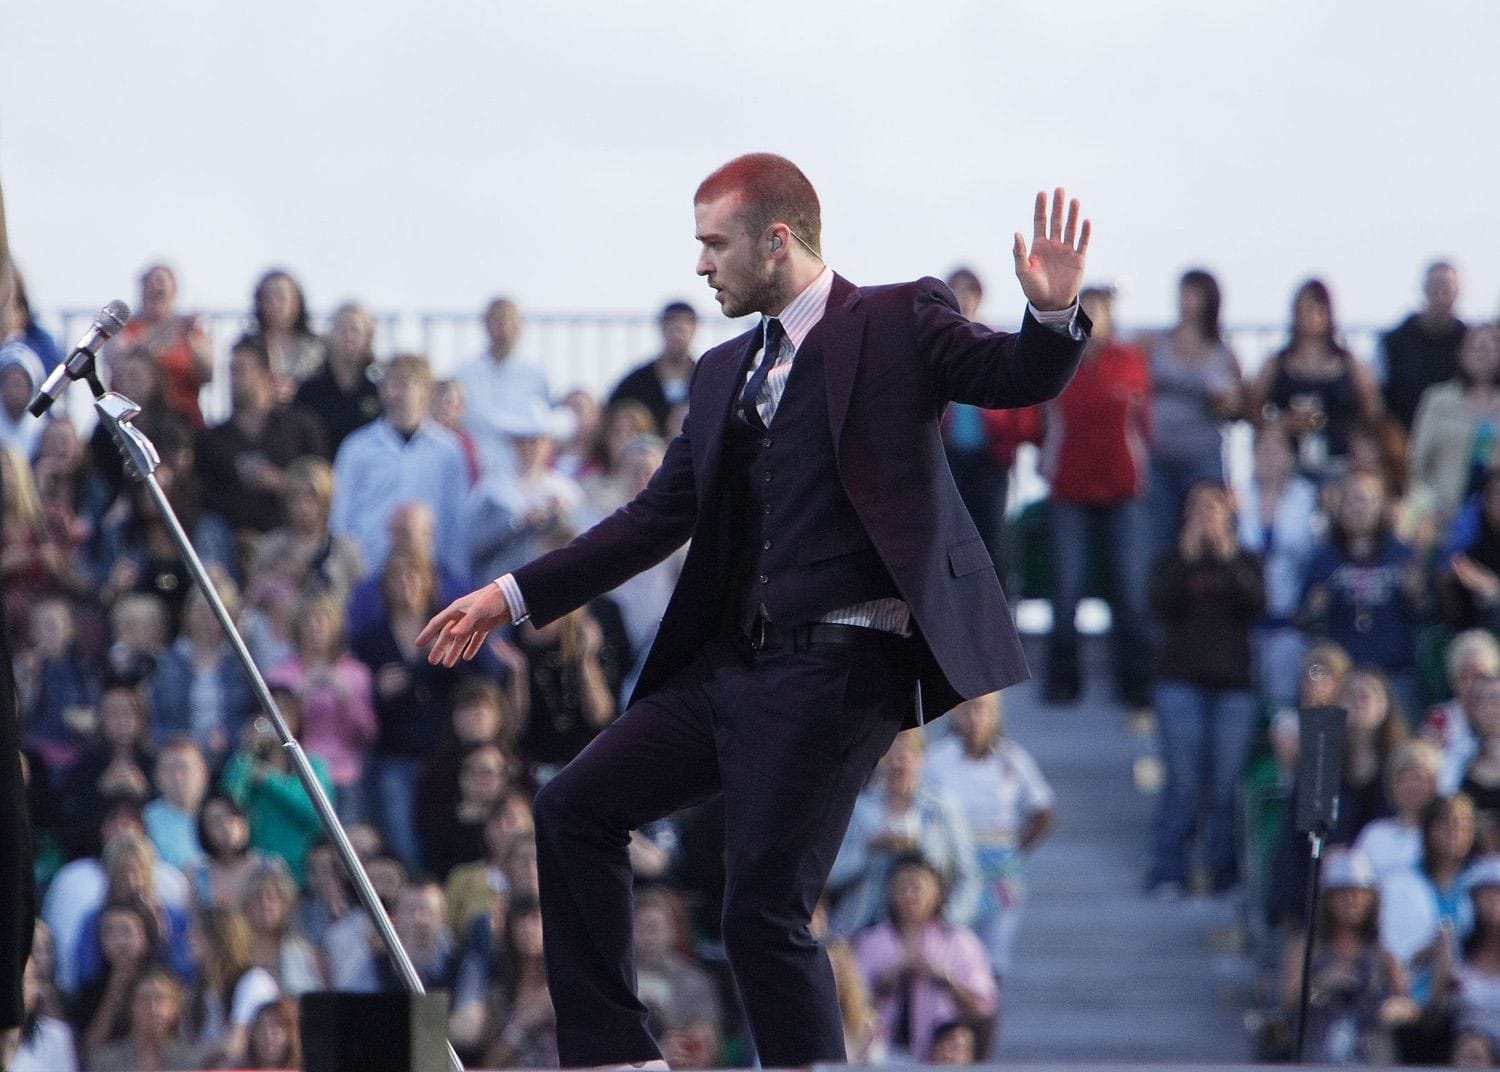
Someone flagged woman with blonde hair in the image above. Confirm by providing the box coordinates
[250,455,364,605]
[269,592,376,822]
[1,443,84,639]
[185,905,279,1067]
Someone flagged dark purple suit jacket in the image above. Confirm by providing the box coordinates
[514,274,1087,724]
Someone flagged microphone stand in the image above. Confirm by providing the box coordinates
[1294,827,1326,1063]
[92,387,465,1072]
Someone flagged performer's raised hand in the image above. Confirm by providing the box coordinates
[1012,187,1090,312]
[417,583,513,667]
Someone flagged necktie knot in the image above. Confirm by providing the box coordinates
[739,318,785,428]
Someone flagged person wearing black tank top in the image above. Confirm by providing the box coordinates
[1248,279,1382,483]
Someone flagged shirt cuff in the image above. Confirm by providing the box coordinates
[493,574,530,624]
[1027,300,1083,339]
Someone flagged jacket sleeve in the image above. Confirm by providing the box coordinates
[912,279,1089,409]
[513,403,699,627]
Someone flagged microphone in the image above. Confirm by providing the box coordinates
[28,299,132,418]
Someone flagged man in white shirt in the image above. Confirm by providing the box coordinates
[330,354,469,580]
[453,297,552,481]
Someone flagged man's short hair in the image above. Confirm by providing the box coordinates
[384,352,434,385]
[695,153,822,256]
[659,300,697,325]
[946,267,983,297]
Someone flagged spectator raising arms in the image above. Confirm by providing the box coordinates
[113,265,213,431]
[853,853,998,1061]
[1145,483,1264,897]
[268,595,376,824]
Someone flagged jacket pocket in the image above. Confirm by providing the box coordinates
[797,525,875,565]
[948,537,992,578]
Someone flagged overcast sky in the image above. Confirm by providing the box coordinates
[4,1,1497,345]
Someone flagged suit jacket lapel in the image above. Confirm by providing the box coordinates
[692,328,760,485]
[821,273,864,451]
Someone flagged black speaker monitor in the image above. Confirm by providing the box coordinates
[1295,705,1347,835]
[300,991,450,1072]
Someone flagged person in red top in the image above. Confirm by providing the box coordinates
[1039,286,1153,706]
[113,264,214,430]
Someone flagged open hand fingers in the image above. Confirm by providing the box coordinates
[416,604,460,648]
[1032,191,1046,243]
[1012,231,1028,273]
[1049,187,1065,241]
[1063,197,1080,246]
[1077,217,1092,256]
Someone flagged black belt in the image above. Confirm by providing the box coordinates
[746,618,906,653]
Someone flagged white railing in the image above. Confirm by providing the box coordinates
[46,305,1383,442]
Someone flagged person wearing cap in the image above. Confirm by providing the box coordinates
[462,399,585,584]
[329,353,469,579]
[608,300,700,437]
[1282,847,1417,1064]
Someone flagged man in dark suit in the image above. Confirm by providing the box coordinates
[421,153,1091,1066]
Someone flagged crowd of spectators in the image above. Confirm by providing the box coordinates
[1014,259,1500,1067]
[0,250,1496,1069]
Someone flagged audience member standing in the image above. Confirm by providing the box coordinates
[238,269,325,401]
[1408,323,1500,532]
[195,338,326,541]
[293,301,383,455]
[608,301,698,436]
[330,354,468,579]
[454,297,551,480]
[923,692,1053,980]
[1145,484,1265,896]
[1379,260,1467,432]
[1039,286,1153,707]
[113,265,214,431]
[1248,279,1381,484]
[1141,268,1243,556]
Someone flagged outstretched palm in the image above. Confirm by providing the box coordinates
[1013,187,1090,312]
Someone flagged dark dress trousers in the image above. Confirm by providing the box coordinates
[0,595,34,1032]
[514,275,1086,1065]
